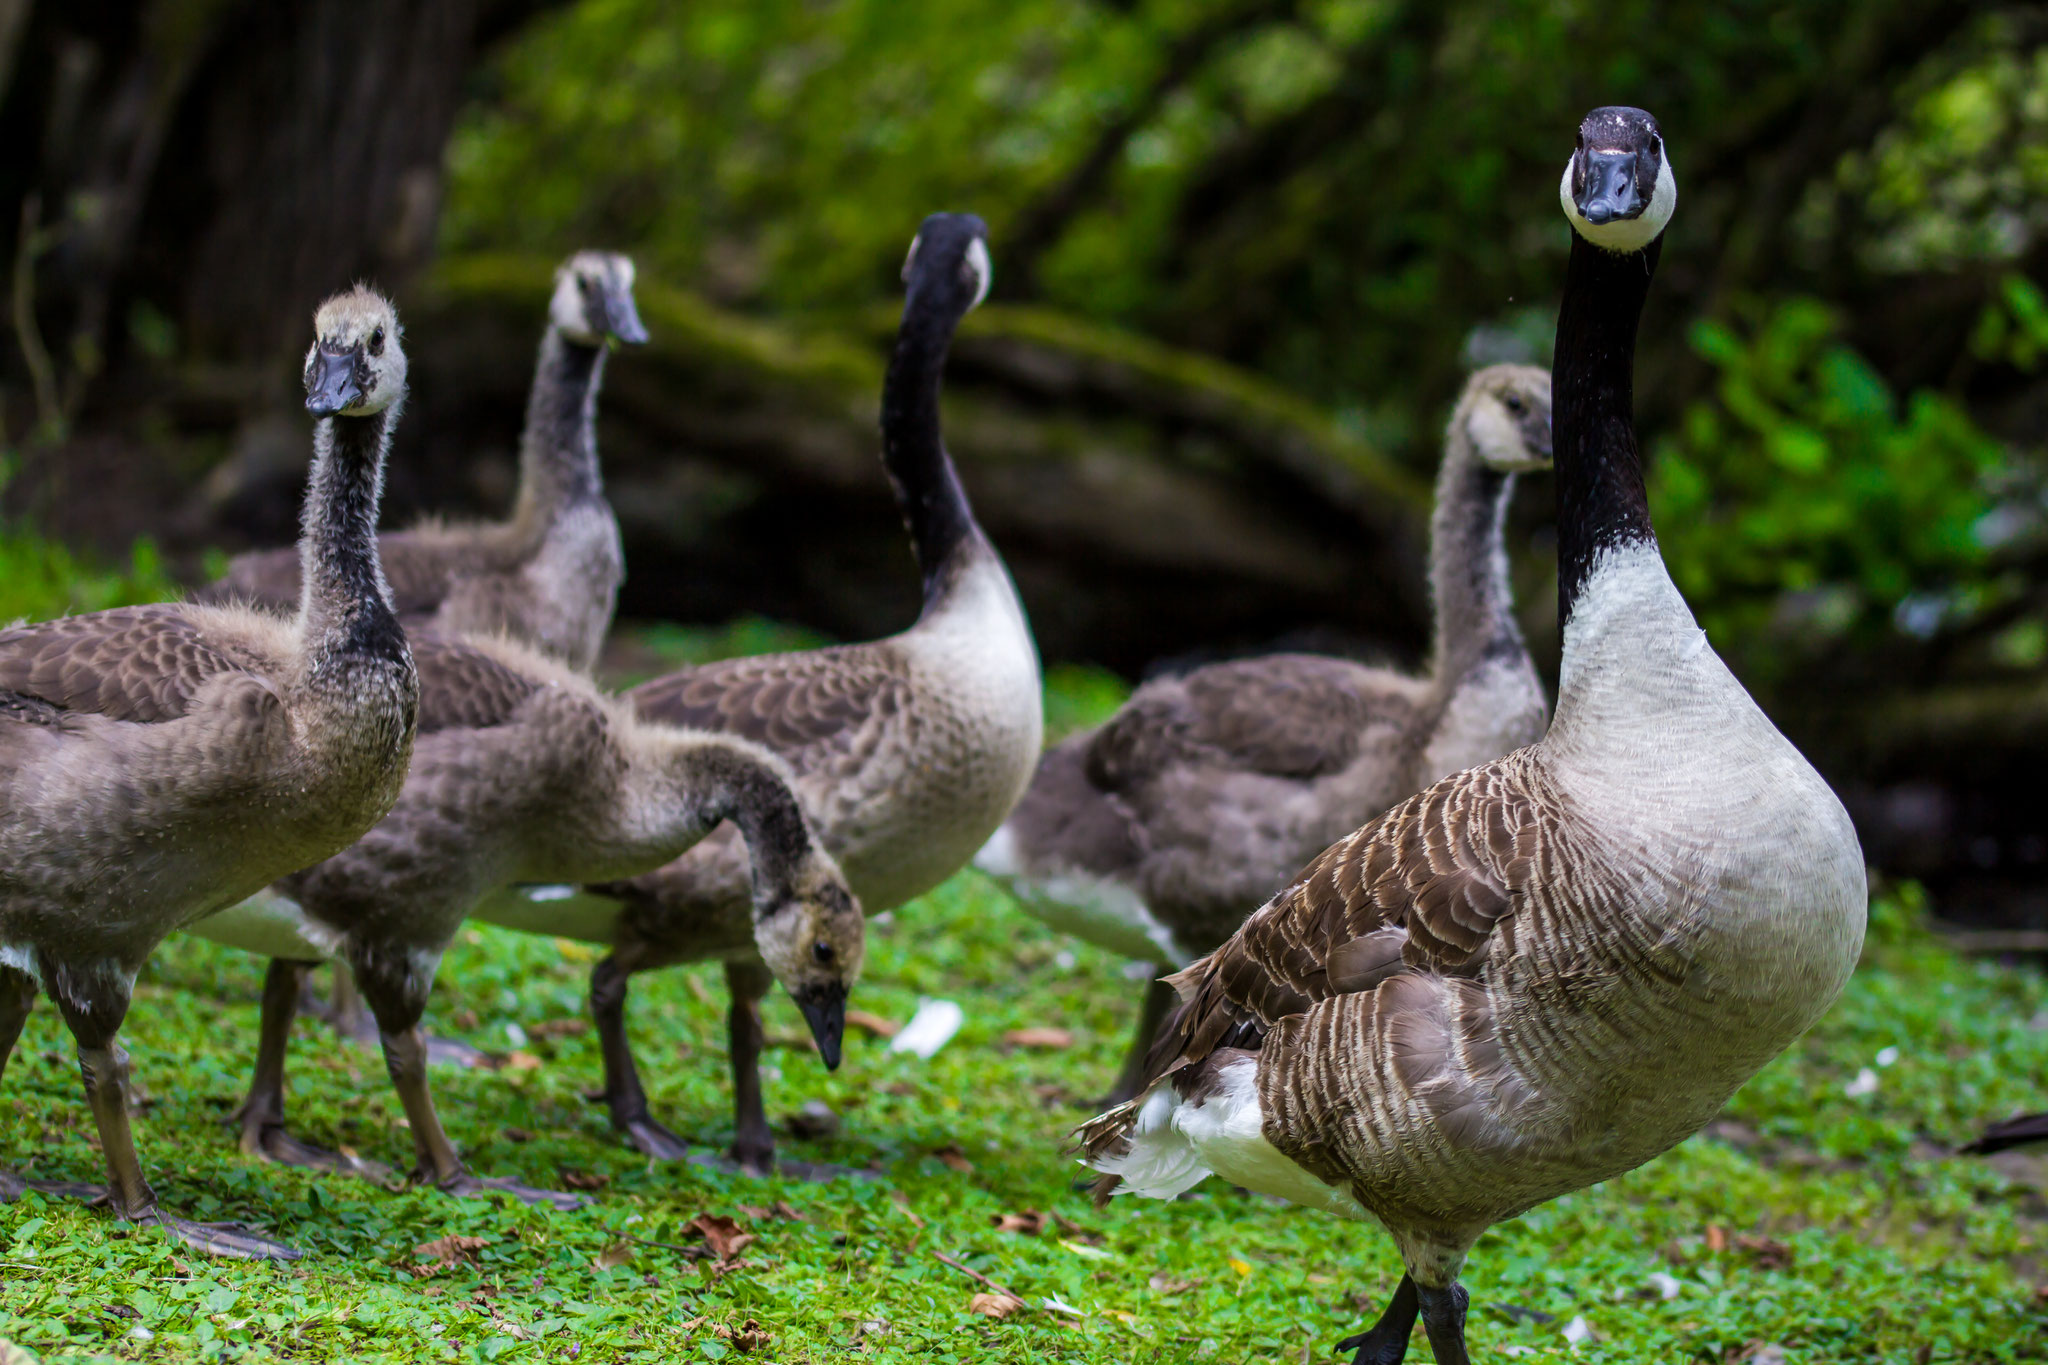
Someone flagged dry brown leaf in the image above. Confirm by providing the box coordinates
[559,1169,610,1191]
[992,1210,1047,1236]
[505,1050,543,1071]
[1735,1234,1794,1271]
[593,1241,634,1271]
[736,1203,771,1220]
[1002,1027,1074,1049]
[502,1127,534,1144]
[932,1145,974,1173]
[1704,1224,1728,1253]
[1150,1272,1201,1294]
[413,1234,491,1268]
[711,1318,771,1353]
[969,1292,1025,1319]
[847,1009,900,1038]
[528,1018,588,1039]
[690,1213,756,1261]
[769,1200,805,1222]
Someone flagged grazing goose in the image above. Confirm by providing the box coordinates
[188,633,863,1207]
[471,212,1043,1176]
[1076,108,1867,1364]
[0,288,421,1260]
[202,251,644,671]
[979,363,1552,1103]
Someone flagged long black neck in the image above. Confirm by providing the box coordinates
[881,285,980,607]
[1553,233,1660,626]
[298,405,406,666]
[517,329,607,520]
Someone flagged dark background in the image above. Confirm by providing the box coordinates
[2,0,2045,927]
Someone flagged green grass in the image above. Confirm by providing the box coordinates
[1,607,2044,1362]
[2,872,2045,1363]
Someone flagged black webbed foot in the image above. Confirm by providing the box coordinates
[1336,1273,1419,1364]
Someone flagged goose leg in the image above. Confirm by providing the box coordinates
[1414,1280,1472,1365]
[1100,972,1176,1107]
[233,959,392,1181]
[357,954,582,1211]
[0,965,34,1083]
[1,967,34,1203]
[1335,1273,1418,1363]
[52,975,299,1260]
[723,960,775,1176]
[591,950,692,1160]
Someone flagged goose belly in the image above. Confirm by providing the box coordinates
[468,883,624,946]
[976,828,1191,964]
[186,891,345,961]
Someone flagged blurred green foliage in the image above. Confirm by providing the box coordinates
[1651,300,2008,673]
[445,0,2048,681]
[0,460,183,623]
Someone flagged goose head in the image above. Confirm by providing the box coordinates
[304,287,407,417]
[1559,106,1676,253]
[1461,364,1553,473]
[901,212,992,318]
[751,856,866,1071]
[550,251,649,346]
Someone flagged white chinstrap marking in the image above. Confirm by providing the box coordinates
[1558,154,1677,253]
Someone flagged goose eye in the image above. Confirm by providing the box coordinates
[1504,395,1524,414]
[812,941,835,965]
[368,327,385,357]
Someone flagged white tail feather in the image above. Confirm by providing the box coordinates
[1082,1085,1213,1199]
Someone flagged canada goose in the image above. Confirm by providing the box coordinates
[0,288,421,1260]
[188,632,863,1206]
[202,251,644,671]
[1076,109,1867,1364]
[470,212,1043,1176]
[979,364,1553,1104]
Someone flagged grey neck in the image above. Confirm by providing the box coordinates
[1427,426,1524,686]
[515,328,608,525]
[678,743,815,914]
[298,404,406,669]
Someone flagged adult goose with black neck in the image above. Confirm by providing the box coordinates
[979,363,1553,1106]
[0,288,421,1260]
[202,251,644,672]
[1076,108,1866,1364]
[471,213,1043,1177]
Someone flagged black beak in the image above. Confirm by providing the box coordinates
[792,983,847,1071]
[1576,150,1644,225]
[305,347,363,417]
[603,290,649,346]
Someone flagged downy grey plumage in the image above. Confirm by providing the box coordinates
[1076,109,1867,1365]
[0,288,421,1261]
[201,251,643,671]
[187,632,862,1207]
[980,364,1552,1102]
[468,213,1043,1177]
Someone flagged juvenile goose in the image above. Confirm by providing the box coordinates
[188,633,862,1206]
[979,364,1552,1103]
[0,288,420,1260]
[1077,109,1867,1364]
[203,250,644,671]
[472,213,1043,1176]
